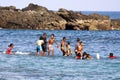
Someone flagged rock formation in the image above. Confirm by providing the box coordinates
[111,19,120,30]
[57,8,110,30]
[0,3,66,30]
[0,3,119,30]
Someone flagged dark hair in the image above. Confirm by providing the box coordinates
[63,37,66,40]
[83,52,87,56]
[77,38,80,42]
[87,54,90,57]
[43,33,47,36]
[80,41,83,44]
[39,36,43,40]
[109,53,113,57]
[8,43,14,47]
[51,34,54,37]
[67,41,70,45]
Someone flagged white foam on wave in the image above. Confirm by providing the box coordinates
[1,51,31,55]
[15,51,31,55]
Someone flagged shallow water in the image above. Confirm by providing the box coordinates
[0,29,120,80]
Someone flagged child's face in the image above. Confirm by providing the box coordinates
[66,43,68,45]
[11,45,14,48]
[51,35,54,39]
[88,55,90,58]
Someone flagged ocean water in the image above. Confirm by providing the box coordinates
[0,29,120,80]
[82,11,120,19]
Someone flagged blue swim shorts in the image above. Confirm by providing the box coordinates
[36,46,42,52]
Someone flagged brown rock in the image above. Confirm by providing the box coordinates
[0,3,112,30]
[0,4,66,30]
[111,19,120,30]
[57,8,110,30]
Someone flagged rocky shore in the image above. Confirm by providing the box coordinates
[0,3,119,30]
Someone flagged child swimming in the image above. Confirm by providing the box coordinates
[109,53,117,59]
[6,43,14,54]
[82,52,87,60]
[86,54,92,60]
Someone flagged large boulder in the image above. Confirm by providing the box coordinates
[57,8,111,30]
[0,3,112,30]
[0,4,66,30]
[111,19,120,30]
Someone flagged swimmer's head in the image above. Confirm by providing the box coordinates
[67,41,70,45]
[109,53,113,57]
[77,38,80,42]
[51,34,55,38]
[83,52,87,56]
[66,41,70,46]
[63,37,66,41]
[80,42,84,46]
[8,43,14,48]
[39,36,43,40]
[87,54,91,58]
[43,33,47,37]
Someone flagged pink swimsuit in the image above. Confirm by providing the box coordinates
[6,48,12,54]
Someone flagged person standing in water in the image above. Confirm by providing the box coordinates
[48,34,59,56]
[60,37,66,56]
[36,36,44,56]
[6,43,14,54]
[75,38,80,56]
[42,33,47,56]
[65,41,72,56]
[76,42,84,59]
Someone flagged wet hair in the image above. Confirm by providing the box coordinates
[83,52,87,56]
[67,41,70,45]
[80,41,83,44]
[77,38,80,42]
[51,34,55,37]
[39,36,43,40]
[109,53,113,57]
[63,37,66,40]
[87,54,90,57]
[8,43,14,47]
[43,33,47,36]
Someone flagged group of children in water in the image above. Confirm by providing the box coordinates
[6,33,117,60]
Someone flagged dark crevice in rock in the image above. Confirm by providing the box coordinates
[65,24,74,30]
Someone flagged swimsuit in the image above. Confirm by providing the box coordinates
[48,44,54,51]
[109,56,117,59]
[76,52,82,59]
[36,46,42,52]
[6,48,12,54]
[36,40,43,52]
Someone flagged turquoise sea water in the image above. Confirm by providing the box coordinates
[0,29,120,80]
